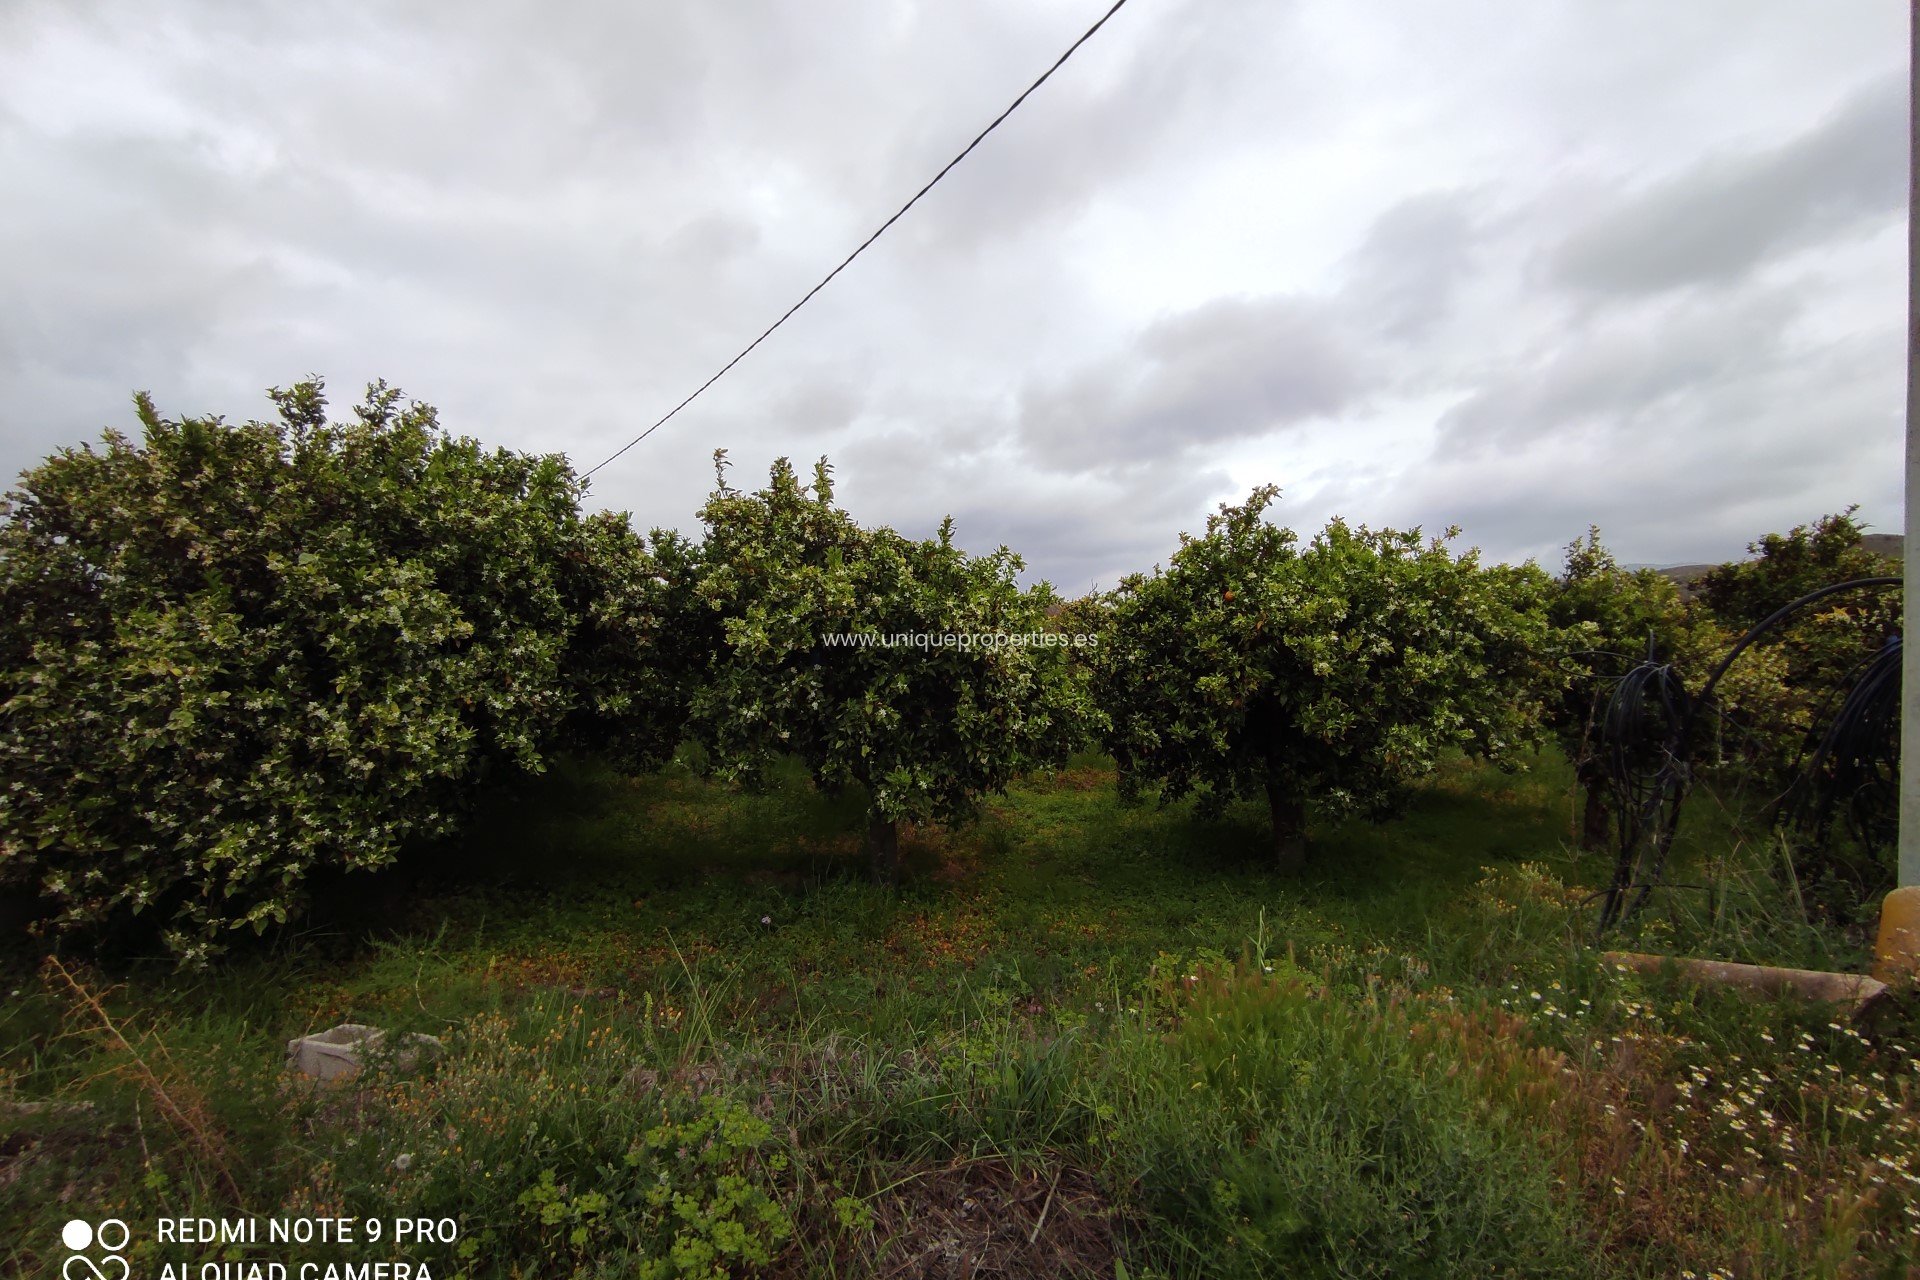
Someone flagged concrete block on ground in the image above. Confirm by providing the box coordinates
[286,1023,443,1082]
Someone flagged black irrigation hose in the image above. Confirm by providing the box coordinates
[1595,660,1692,932]
[1592,575,1902,935]
[1780,635,1902,855]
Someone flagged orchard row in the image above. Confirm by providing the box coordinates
[0,380,1895,963]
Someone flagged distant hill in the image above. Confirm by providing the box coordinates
[1655,533,1903,600]
[1861,532,1903,560]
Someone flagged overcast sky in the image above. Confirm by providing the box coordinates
[0,0,1906,590]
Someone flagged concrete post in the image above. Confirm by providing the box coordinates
[1900,0,1919,888]
[1879,0,1920,977]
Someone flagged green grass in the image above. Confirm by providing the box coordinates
[2,753,1915,1278]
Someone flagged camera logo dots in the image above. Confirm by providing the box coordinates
[61,1218,130,1280]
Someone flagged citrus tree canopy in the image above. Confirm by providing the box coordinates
[1096,486,1557,867]
[689,454,1089,881]
[0,380,687,963]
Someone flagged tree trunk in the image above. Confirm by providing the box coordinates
[1580,778,1611,852]
[1266,777,1306,872]
[866,811,900,886]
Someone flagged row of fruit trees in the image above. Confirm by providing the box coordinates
[0,381,1900,963]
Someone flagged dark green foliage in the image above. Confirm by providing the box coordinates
[1695,508,1897,631]
[0,380,685,963]
[1550,528,1690,670]
[1689,509,1898,773]
[1692,512,1900,725]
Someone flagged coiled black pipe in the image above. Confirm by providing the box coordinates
[1593,575,1901,933]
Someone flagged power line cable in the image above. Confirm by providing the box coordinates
[581,0,1135,479]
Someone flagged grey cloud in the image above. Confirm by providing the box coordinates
[1005,191,1485,481]
[0,0,1902,591]
[1017,294,1365,472]
[1550,73,1906,297]
[1342,190,1483,341]
[1321,319,1903,569]
[844,443,1234,592]
[766,379,866,442]
[1436,287,1805,450]
[0,1,863,479]
[876,0,1313,259]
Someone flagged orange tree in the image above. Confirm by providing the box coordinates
[688,454,1089,882]
[1695,508,1897,632]
[0,380,688,963]
[1678,511,1896,783]
[1695,511,1898,751]
[1094,486,1557,869]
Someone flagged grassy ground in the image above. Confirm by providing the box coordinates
[3,753,1916,1278]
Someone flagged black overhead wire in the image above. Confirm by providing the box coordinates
[581,0,1137,481]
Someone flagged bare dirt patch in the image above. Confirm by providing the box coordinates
[841,1155,1116,1279]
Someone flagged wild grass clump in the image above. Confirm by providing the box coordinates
[1087,956,1581,1279]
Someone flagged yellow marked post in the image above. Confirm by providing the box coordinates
[1873,885,1920,983]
